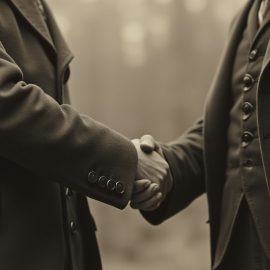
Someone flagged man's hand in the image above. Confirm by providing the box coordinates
[140,135,173,195]
[130,136,173,211]
[130,179,163,211]
[132,138,169,184]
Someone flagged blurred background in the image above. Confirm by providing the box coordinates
[47,0,246,269]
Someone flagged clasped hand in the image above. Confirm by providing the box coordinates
[131,135,173,211]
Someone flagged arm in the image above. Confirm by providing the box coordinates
[141,119,206,224]
[0,41,137,209]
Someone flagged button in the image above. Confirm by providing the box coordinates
[243,159,254,167]
[88,171,98,184]
[243,74,255,92]
[107,179,116,191]
[242,102,254,120]
[98,176,108,188]
[65,188,73,199]
[70,221,77,232]
[249,49,258,61]
[242,131,254,148]
[116,181,125,194]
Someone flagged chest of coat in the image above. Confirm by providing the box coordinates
[0,1,58,98]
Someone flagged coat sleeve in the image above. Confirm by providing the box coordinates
[142,119,206,224]
[0,41,138,209]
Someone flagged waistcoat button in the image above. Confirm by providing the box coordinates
[242,131,254,148]
[243,159,254,167]
[243,74,255,91]
[242,102,254,120]
[249,49,258,61]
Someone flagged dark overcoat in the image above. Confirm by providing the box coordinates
[143,0,270,267]
[0,1,137,269]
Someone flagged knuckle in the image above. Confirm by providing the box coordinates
[158,169,166,177]
[157,173,164,181]
[160,160,168,169]
[164,162,169,170]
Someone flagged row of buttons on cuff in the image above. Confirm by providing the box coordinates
[88,171,125,195]
[65,171,126,234]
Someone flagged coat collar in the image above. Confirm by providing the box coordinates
[9,0,56,52]
[262,31,270,69]
[8,0,74,82]
[42,1,74,71]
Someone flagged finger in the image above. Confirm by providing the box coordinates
[140,135,158,153]
[131,192,163,210]
[132,179,151,194]
[131,192,163,211]
[143,201,162,212]
[131,183,160,204]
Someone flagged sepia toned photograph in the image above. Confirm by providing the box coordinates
[3,0,270,269]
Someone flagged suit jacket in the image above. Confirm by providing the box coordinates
[142,0,270,267]
[0,0,138,269]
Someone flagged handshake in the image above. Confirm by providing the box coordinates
[130,135,173,211]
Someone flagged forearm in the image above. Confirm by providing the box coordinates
[142,119,206,224]
[0,42,137,209]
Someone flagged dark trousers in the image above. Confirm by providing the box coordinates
[216,199,270,270]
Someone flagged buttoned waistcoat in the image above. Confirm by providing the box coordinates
[0,1,138,270]
[214,0,270,267]
[142,0,270,267]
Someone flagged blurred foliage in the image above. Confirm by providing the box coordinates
[46,0,246,269]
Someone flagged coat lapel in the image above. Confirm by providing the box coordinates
[256,8,270,199]
[203,0,253,261]
[9,0,56,52]
[9,0,74,103]
[42,1,74,102]
[42,2,74,72]
[261,31,270,69]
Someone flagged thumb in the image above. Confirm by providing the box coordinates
[140,134,159,153]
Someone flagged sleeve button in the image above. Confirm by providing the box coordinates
[116,181,125,194]
[98,176,108,188]
[88,171,98,184]
[107,179,116,191]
